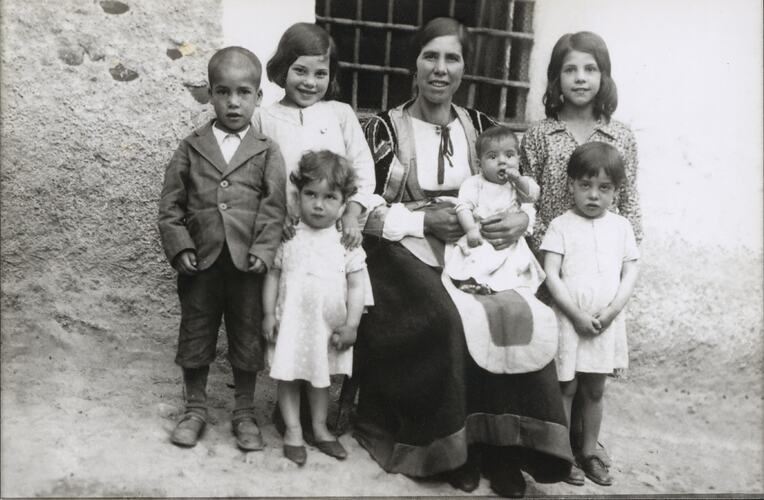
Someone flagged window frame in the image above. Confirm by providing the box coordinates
[316,0,535,130]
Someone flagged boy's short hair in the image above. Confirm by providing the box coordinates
[290,150,358,201]
[476,125,519,157]
[208,46,262,87]
[266,23,340,99]
[567,142,625,187]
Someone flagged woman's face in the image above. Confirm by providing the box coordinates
[415,35,465,105]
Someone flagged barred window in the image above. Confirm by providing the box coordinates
[315,0,535,130]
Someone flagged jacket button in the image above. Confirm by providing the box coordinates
[219,203,228,210]
[220,180,229,188]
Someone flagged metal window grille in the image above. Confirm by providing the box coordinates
[315,0,535,130]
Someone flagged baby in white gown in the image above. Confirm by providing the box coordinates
[445,126,544,294]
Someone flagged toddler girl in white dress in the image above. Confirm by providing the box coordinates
[541,142,639,485]
[262,150,369,466]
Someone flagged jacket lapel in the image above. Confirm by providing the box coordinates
[187,120,228,174]
[453,105,479,175]
[222,127,268,177]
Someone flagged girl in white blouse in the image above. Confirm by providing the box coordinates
[254,22,380,249]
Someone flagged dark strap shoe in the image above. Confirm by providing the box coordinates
[446,460,480,492]
[489,466,526,498]
[170,412,206,447]
[272,406,316,445]
[283,444,307,466]
[315,439,348,460]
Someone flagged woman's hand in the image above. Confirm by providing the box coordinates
[282,218,297,241]
[423,205,464,243]
[480,210,529,250]
[340,209,363,249]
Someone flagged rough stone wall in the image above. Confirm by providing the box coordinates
[1,0,220,298]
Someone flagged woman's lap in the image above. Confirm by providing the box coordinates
[353,239,572,480]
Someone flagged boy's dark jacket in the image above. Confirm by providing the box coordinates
[158,119,286,272]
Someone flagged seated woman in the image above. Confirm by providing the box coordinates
[352,17,573,498]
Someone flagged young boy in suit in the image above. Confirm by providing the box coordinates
[158,46,286,450]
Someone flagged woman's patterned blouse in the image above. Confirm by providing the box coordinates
[363,103,497,200]
[520,117,643,252]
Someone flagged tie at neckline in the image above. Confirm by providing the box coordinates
[436,125,454,185]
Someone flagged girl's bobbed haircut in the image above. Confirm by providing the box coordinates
[290,150,358,201]
[543,31,618,120]
[409,17,472,71]
[567,142,625,187]
[267,23,340,100]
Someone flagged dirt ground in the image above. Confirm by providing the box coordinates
[1,0,762,497]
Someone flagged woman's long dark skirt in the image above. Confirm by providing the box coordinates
[353,239,573,482]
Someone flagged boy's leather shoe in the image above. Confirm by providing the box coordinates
[232,417,265,451]
[564,465,585,486]
[315,439,348,460]
[170,413,206,447]
[581,455,612,486]
[284,444,307,466]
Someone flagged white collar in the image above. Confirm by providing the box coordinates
[212,122,249,142]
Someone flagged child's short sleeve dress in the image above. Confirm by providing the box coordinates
[267,224,368,388]
[540,210,639,381]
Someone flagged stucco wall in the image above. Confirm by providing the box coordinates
[529,0,763,250]
[222,0,315,105]
[221,0,763,250]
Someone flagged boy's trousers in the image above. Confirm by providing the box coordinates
[175,244,264,371]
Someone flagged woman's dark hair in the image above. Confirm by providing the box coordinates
[567,142,625,187]
[266,23,340,100]
[409,17,472,70]
[290,150,358,201]
[543,31,618,120]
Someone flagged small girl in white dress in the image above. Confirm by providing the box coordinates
[540,142,639,485]
[262,151,368,466]
[445,126,544,294]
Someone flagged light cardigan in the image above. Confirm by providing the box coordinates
[254,100,382,220]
